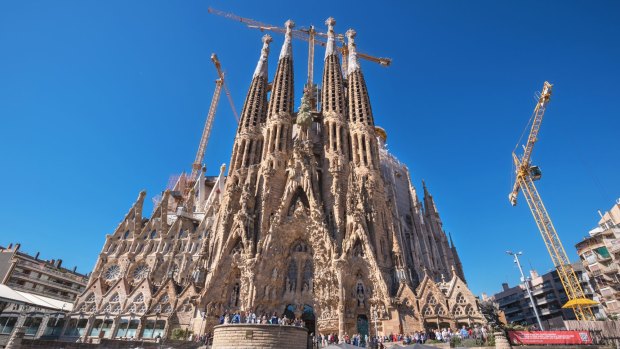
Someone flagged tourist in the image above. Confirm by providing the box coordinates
[459,325,468,339]
[270,312,279,324]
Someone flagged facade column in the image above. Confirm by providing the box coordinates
[83,315,95,340]
[135,316,145,339]
[334,260,345,341]
[59,315,71,337]
[34,315,50,338]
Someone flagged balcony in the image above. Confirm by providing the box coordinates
[17,259,88,284]
[603,264,619,274]
[10,271,83,295]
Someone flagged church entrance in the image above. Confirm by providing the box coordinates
[357,314,369,344]
[283,304,316,336]
[302,305,316,336]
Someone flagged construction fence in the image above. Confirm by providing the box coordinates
[564,320,620,348]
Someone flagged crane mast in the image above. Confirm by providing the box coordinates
[509,82,595,320]
[191,53,234,179]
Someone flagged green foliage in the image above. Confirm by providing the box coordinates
[487,333,495,347]
[170,327,192,340]
[449,336,461,348]
[504,322,527,330]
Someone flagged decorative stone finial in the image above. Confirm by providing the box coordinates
[325,17,337,59]
[346,29,359,74]
[253,34,272,78]
[279,20,295,59]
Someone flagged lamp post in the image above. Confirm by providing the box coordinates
[51,304,66,336]
[506,251,544,330]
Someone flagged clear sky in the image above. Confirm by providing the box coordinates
[1,0,618,297]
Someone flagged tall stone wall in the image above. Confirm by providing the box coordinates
[212,324,308,349]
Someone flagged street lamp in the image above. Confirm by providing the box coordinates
[506,251,544,330]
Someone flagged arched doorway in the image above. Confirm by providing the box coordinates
[357,315,369,345]
[302,305,316,336]
[283,304,316,335]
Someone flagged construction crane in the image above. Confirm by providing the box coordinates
[207,7,391,109]
[191,53,237,179]
[509,81,596,320]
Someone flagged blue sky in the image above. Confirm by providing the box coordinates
[1,1,618,297]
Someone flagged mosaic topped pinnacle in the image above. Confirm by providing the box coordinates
[324,17,336,59]
[253,34,273,78]
[346,28,359,74]
[279,19,295,59]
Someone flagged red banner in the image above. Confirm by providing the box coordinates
[508,331,592,345]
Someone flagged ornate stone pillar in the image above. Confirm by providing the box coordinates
[334,260,345,341]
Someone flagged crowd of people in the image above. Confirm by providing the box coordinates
[313,325,491,348]
[219,310,307,328]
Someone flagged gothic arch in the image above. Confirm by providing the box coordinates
[286,186,310,216]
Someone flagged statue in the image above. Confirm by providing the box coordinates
[296,89,313,140]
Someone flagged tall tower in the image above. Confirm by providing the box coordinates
[229,34,272,174]
[321,18,349,251]
[345,29,393,272]
[258,20,296,235]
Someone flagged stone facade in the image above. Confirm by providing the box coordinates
[65,17,484,342]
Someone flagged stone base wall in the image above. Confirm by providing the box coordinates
[212,324,308,349]
[6,338,202,349]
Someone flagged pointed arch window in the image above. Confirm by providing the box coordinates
[423,306,433,316]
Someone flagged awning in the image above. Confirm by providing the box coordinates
[562,298,598,309]
[0,284,73,311]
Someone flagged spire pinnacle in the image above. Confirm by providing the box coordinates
[279,20,295,59]
[346,29,359,74]
[324,17,336,59]
[253,34,272,78]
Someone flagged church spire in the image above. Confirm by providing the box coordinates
[229,35,272,173]
[324,17,336,59]
[322,17,346,117]
[346,29,379,171]
[346,29,374,127]
[237,34,272,132]
[279,20,294,59]
[253,34,272,79]
[346,29,360,75]
[267,20,295,119]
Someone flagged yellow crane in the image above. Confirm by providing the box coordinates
[191,53,238,179]
[207,7,391,109]
[509,81,596,320]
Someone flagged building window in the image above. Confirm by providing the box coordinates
[0,316,17,334]
[23,316,43,336]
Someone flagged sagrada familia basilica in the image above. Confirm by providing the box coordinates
[64,17,484,341]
